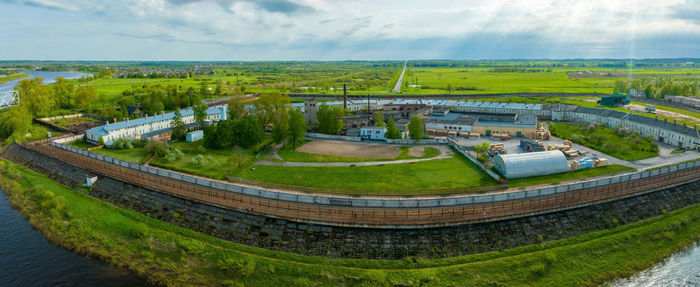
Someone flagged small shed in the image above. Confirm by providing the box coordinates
[361,126,387,140]
[494,150,569,179]
[186,130,204,142]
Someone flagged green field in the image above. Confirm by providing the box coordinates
[403,68,612,94]
[507,165,635,188]
[236,152,497,195]
[92,146,151,164]
[2,158,700,287]
[277,144,441,163]
[0,72,29,84]
[549,122,659,161]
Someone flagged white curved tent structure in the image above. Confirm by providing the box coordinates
[494,150,569,179]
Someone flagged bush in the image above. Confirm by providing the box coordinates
[164,147,184,162]
[113,138,134,150]
[192,154,208,167]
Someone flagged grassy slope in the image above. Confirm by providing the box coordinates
[277,145,441,163]
[0,72,30,84]
[507,165,635,188]
[549,122,659,161]
[236,152,497,195]
[1,158,700,286]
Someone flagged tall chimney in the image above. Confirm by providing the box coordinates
[343,84,347,110]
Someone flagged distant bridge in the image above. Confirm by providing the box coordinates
[0,91,19,109]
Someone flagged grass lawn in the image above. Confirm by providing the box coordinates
[507,165,635,188]
[0,72,29,84]
[236,151,497,195]
[2,159,700,286]
[278,144,441,163]
[149,137,273,180]
[549,122,659,161]
[67,138,94,149]
[92,146,150,164]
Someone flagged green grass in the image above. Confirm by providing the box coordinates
[277,144,441,163]
[549,122,659,161]
[92,146,150,164]
[2,158,700,286]
[236,151,497,195]
[0,72,29,84]
[67,138,94,149]
[404,68,613,94]
[507,165,635,188]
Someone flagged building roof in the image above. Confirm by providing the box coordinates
[474,114,538,128]
[626,114,699,138]
[390,99,543,110]
[494,150,569,179]
[572,106,629,119]
[87,106,226,137]
[361,126,386,130]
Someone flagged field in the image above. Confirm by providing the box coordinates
[91,146,150,164]
[507,165,635,188]
[2,159,700,286]
[549,122,659,161]
[279,144,440,163]
[0,72,29,84]
[236,151,497,195]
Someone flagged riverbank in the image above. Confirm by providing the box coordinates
[1,158,699,286]
[0,73,29,84]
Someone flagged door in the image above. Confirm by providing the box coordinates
[485,130,491,136]
[516,131,522,137]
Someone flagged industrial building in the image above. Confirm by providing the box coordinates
[597,94,630,107]
[86,106,227,145]
[494,150,569,179]
[360,126,387,140]
[303,99,380,124]
[426,111,538,137]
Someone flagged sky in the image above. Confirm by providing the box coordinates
[1,0,699,61]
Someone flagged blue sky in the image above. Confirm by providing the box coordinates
[1,0,699,60]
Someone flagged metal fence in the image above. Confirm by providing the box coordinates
[25,141,698,228]
[47,141,699,209]
[305,132,362,142]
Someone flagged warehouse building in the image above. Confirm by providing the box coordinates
[426,111,538,137]
[494,150,569,179]
[86,106,227,145]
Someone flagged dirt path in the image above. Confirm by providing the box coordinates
[409,146,424,157]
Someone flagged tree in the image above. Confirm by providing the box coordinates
[16,78,54,116]
[446,83,454,94]
[0,105,32,142]
[99,93,108,108]
[271,108,290,144]
[374,111,385,127]
[408,115,424,140]
[171,110,186,140]
[193,103,208,127]
[74,86,97,110]
[52,77,74,109]
[613,79,627,94]
[235,115,263,148]
[254,93,290,128]
[385,117,401,139]
[231,146,246,169]
[287,108,307,148]
[316,104,345,135]
[227,96,247,120]
[215,84,222,97]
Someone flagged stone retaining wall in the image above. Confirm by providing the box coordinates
[3,143,699,259]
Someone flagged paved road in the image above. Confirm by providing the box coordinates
[257,145,452,167]
[391,61,407,93]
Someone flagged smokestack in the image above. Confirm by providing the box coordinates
[343,84,347,110]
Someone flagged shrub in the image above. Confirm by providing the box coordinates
[192,154,208,167]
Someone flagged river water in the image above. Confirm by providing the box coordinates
[0,189,151,287]
[0,70,92,92]
[609,241,700,286]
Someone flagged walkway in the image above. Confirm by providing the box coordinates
[391,61,407,93]
[256,145,452,167]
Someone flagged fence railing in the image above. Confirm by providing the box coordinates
[305,132,362,142]
[47,140,699,209]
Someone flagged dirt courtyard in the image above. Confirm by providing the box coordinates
[297,140,401,158]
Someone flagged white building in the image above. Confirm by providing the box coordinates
[361,126,387,140]
[86,106,227,145]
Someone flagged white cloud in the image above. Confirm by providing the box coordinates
[1,0,699,60]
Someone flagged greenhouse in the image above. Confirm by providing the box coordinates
[494,150,569,179]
